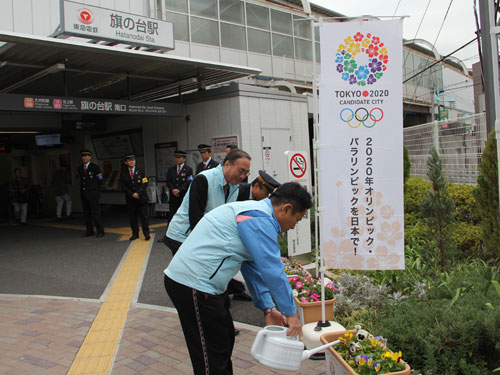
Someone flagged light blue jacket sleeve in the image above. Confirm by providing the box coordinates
[237,212,296,317]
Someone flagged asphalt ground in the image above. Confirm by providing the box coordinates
[0,206,265,327]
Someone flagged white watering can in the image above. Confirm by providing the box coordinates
[251,325,341,372]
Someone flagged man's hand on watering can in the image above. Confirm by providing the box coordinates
[285,315,302,337]
[265,309,287,326]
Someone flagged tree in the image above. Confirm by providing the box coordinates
[474,130,500,260]
[421,147,455,270]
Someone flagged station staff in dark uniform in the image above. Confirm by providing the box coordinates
[237,170,281,201]
[195,144,219,175]
[119,154,151,241]
[78,149,104,238]
[165,150,193,221]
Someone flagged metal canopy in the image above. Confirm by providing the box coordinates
[0,31,261,102]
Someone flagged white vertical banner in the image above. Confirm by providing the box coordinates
[318,20,405,270]
[285,151,312,256]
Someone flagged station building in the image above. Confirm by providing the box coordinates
[0,0,473,215]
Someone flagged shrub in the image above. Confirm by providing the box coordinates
[451,222,482,259]
[404,177,430,218]
[474,130,500,260]
[359,261,500,375]
[448,183,480,224]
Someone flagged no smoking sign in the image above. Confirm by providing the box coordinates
[290,153,307,178]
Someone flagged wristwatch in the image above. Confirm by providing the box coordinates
[263,307,278,315]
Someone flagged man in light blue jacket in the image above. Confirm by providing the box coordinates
[164,149,251,255]
[164,182,312,375]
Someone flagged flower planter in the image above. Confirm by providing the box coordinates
[320,330,411,375]
[294,296,336,325]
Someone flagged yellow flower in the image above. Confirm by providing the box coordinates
[370,338,377,347]
[344,36,353,44]
[362,38,370,47]
[391,351,402,363]
[337,44,346,53]
[347,42,360,56]
[379,47,388,55]
[381,351,392,360]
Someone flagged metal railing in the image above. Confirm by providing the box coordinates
[403,113,487,185]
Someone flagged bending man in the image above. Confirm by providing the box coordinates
[164,182,312,375]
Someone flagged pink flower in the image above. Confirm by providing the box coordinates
[300,297,309,303]
[310,294,320,301]
[296,281,303,289]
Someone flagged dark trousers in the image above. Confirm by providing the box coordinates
[164,275,235,375]
[168,196,182,221]
[164,236,182,256]
[126,198,149,236]
[81,191,103,234]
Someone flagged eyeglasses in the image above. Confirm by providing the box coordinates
[236,167,250,177]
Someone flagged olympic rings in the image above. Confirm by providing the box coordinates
[340,107,384,128]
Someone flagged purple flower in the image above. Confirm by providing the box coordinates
[369,58,382,73]
[336,63,344,73]
[367,74,377,85]
[349,74,357,85]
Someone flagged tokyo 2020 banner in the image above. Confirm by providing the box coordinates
[318,20,404,270]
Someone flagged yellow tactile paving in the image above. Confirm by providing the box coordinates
[67,235,153,375]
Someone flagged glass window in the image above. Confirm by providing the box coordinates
[248,29,271,54]
[221,23,246,50]
[220,0,244,24]
[165,12,189,41]
[271,9,292,35]
[156,0,162,18]
[315,41,321,62]
[165,0,187,13]
[190,0,217,19]
[295,38,312,60]
[293,15,311,39]
[272,33,293,58]
[246,3,270,30]
[191,17,219,46]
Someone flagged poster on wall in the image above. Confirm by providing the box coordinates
[212,136,238,163]
[318,20,404,270]
[155,142,178,181]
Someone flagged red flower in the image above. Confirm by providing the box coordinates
[372,36,380,45]
[367,44,379,58]
[379,54,388,64]
[353,32,364,42]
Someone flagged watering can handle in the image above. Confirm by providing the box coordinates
[302,340,341,360]
[250,329,267,361]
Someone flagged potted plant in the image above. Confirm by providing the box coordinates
[288,275,337,324]
[320,326,411,375]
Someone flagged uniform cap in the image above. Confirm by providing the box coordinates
[81,149,92,156]
[124,154,136,160]
[174,150,187,157]
[198,144,211,152]
[257,170,280,192]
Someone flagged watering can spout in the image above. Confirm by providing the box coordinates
[301,340,341,361]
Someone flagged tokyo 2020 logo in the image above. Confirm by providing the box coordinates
[335,32,389,86]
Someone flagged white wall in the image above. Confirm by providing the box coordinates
[442,67,474,114]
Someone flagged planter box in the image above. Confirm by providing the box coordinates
[295,296,336,325]
[320,330,411,375]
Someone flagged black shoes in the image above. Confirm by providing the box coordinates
[96,232,105,238]
[232,292,252,301]
[82,232,95,237]
[144,234,151,241]
[129,234,139,241]
[234,329,240,336]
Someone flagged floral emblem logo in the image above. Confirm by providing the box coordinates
[335,32,389,86]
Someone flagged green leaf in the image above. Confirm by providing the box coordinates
[374,72,383,79]
[449,287,462,307]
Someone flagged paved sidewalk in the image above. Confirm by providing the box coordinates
[0,295,328,375]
